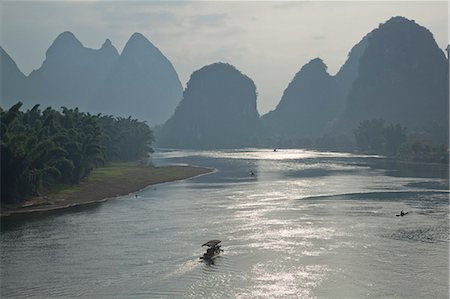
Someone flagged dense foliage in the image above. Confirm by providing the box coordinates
[1,102,154,203]
[354,119,406,155]
[353,119,449,163]
[398,142,449,164]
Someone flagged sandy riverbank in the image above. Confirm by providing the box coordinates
[1,163,213,218]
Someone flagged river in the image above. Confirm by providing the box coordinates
[1,149,448,298]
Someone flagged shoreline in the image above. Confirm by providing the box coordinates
[1,164,213,219]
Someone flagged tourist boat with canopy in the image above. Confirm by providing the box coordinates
[200,240,223,260]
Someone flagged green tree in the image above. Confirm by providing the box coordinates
[1,102,154,203]
[354,119,385,153]
[383,123,407,155]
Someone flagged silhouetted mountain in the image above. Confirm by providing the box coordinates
[157,63,260,148]
[341,16,449,142]
[3,17,447,148]
[25,31,119,110]
[334,34,369,112]
[261,36,368,143]
[1,31,183,125]
[261,58,338,139]
[90,33,183,125]
[0,47,26,108]
[261,16,448,147]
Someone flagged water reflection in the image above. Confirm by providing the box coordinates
[370,158,449,179]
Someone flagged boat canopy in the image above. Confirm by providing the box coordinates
[202,240,221,247]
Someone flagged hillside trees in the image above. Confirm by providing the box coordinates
[354,119,407,155]
[0,102,154,203]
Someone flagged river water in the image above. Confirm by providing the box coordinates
[1,149,449,298]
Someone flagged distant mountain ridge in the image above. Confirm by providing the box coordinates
[0,32,183,125]
[2,16,447,148]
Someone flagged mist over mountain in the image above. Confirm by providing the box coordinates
[340,16,449,142]
[0,32,182,125]
[157,63,260,149]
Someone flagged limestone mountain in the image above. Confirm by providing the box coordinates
[157,63,260,148]
[333,34,369,112]
[0,31,183,125]
[0,47,26,107]
[261,58,339,139]
[25,31,119,110]
[261,36,368,142]
[90,33,183,125]
[341,16,449,142]
[261,16,448,146]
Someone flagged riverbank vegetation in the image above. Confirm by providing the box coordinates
[353,119,448,164]
[1,102,154,204]
[1,163,212,217]
[353,119,407,155]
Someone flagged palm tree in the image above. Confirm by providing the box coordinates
[1,102,155,203]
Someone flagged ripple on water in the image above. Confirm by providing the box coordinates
[387,222,449,243]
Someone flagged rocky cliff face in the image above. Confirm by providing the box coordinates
[1,32,183,125]
[157,63,260,148]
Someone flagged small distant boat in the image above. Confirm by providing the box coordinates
[200,240,223,260]
[396,210,409,217]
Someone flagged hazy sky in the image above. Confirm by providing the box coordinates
[1,1,448,114]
